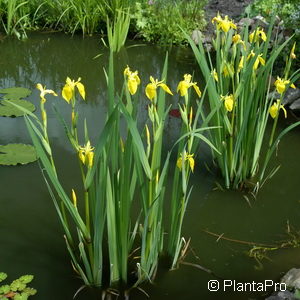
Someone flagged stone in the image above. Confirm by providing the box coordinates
[265,290,295,300]
[203,35,212,44]
[289,99,300,111]
[238,17,254,27]
[191,30,202,45]
[253,15,269,28]
[283,88,300,106]
[281,268,300,289]
[191,30,213,51]
[204,43,213,52]
[274,15,283,26]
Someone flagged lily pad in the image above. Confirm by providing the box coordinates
[0,87,31,100]
[0,144,38,166]
[0,99,35,117]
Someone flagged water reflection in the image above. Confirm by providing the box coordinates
[0,33,202,149]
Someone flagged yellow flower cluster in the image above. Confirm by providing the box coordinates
[249,27,267,43]
[247,50,265,70]
[123,68,199,172]
[208,15,298,120]
[269,77,296,119]
[123,67,202,102]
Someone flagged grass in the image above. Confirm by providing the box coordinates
[106,8,130,52]
[0,0,29,39]
[0,0,131,38]
[0,0,207,44]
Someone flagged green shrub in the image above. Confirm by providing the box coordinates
[246,0,300,70]
[132,0,207,45]
[249,0,299,23]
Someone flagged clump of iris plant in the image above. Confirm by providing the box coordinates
[19,47,218,297]
[184,13,300,191]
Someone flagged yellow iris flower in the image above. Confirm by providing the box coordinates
[274,77,296,94]
[232,34,241,43]
[124,66,141,95]
[212,13,236,33]
[62,77,85,103]
[269,100,287,119]
[249,27,267,43]
[221,94,234,112]
[176,152,195,172]
[247,50,255,60]
[177,74,202,97]
[78,140,94,168]
[36,83,57,103]
[232,34,246,50]
[253,54,265,70]
[247,50,265,70]
[145,76,173,101]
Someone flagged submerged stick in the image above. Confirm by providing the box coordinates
[201,229,277,247]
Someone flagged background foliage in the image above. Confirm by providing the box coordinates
[246,0,300,68]
[132,0,207,45]
[0,0,208,44]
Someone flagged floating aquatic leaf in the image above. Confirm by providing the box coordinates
[0,273,7,282]
[18,276,34,285]
[0,87,31,100]
[23,287,37,296]
[10,279,26,292]
[0,273,37,299]
[0,99,35,117]
[14,294,24,300]
[0,283,10,294]
[0,144,37,165]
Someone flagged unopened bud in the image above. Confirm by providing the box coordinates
[72,189,77,208]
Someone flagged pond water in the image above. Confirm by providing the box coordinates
[0,33,300,300]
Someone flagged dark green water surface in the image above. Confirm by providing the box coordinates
[0,33,300,300]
